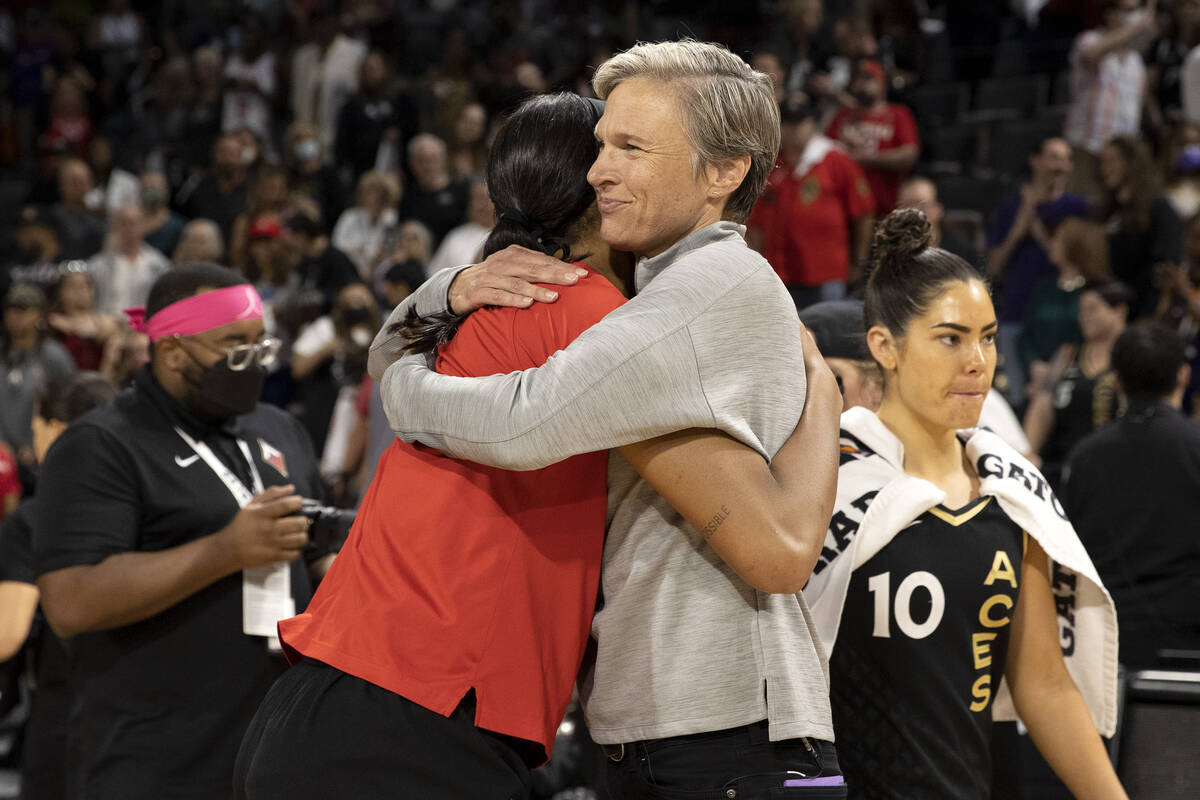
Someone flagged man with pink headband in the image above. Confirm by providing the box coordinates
[33,262,333,799]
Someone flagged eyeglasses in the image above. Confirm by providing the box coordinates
[176,335,282,371]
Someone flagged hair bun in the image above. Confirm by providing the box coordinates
[872,207,932,272]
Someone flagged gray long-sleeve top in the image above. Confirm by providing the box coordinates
[369,222,834,744]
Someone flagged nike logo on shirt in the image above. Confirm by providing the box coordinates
[175,454,201,468]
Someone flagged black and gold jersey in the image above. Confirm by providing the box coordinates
[829,496,1025,799]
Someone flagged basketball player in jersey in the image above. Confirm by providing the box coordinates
[812,209,1127,799]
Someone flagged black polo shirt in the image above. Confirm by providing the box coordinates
[34,366,325,799]
[1063,402,1200,668]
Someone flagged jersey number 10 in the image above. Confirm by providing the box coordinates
[867,571,946,639]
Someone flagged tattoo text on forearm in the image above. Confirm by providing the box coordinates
[700,505,731,539]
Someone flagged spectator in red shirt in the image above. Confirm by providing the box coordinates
[825,59,920,214]
[38,76,93,165]
[748,92,875,310]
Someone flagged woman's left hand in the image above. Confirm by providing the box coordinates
[446,245,589,315]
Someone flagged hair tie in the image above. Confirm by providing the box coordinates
[499,209,532,230]
[500,208,552,252]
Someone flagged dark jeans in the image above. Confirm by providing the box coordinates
[600,719,846,799]
[233,658,532,800]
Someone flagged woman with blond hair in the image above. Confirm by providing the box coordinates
[331,170,401,279]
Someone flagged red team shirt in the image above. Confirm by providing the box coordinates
[279,269,626,763]
[748,147,875,287]
[825,103,919,214]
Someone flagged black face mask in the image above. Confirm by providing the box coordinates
[180,347,266,423]
[339,305,371,326]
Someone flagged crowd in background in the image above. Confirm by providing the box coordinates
[0,0,1195,506]
[0,0,1199,796]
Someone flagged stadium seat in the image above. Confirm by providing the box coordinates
[911,82,970,127]
[1050,70,1071,106]
[925,124,982,168]
[987,119,1065,178]
[967,75,1049,122]
[922,36,957,84]
[937,174,1014,219]
[992,39,1031,78]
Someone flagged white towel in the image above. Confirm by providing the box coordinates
[805,406,1120,735]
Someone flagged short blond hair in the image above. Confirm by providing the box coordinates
[593,39,780,222]
[356,170,402,208]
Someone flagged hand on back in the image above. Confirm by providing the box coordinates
[447,245,589,314]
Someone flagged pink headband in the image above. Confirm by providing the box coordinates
[125,284,264,342]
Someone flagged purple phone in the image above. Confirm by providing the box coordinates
[783,776,847,787]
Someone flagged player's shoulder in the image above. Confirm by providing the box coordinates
[519,268,626,328]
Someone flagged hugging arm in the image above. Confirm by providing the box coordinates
[368,246,585,379]
[376,292,721,469]
[619,331,842,594]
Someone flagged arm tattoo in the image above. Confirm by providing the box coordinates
[699,504,732,539]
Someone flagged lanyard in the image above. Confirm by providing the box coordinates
[174,426,264,508]
[174,425,291,649]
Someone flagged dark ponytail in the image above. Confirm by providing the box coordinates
[391,93,604,355]
[479,93,603,260]
[863,208,985,339]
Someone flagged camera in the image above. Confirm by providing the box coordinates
[298,499,356,555]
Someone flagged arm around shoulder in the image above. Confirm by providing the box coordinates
[618,331,842,593]
[368,246,587,380]
[379,290,719,469]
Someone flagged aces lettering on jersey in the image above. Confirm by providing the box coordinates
[866,548,1019,713]
[969,550,1019,712]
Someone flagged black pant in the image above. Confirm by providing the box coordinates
[233,659,532,799]
[600,720,846,799]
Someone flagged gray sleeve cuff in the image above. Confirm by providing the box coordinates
[367,266,462,380]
